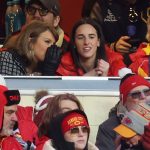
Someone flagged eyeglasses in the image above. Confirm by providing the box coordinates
[26,6,49,16]
[70,126,89,135]
[128,88,150,100]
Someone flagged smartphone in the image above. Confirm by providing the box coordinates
[128,38,141,52]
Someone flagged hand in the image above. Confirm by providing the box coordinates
[123,135,141,148]
[142,123,150,150]
[95,59,110,76]
[114,36,131,54]
[42,45,62,76]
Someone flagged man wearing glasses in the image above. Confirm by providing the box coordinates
[4,0,70,76]
[25,0,70,50]
[4,0,69,52]
[96,73,150,150]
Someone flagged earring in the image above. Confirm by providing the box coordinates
[28,49,35,60]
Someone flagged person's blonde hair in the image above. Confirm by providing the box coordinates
[16,21,58,66]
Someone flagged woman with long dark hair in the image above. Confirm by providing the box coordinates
[57,17,126,76]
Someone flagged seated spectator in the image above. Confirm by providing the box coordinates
[0,20,62,76]
[96,73,150,149]
[36,93,84,149]
[82,0,149,67]
[4,0,70,52]
[48,109,98,150]
[0,84,22,149]
[126,17,150,77]
[56,18,129,76]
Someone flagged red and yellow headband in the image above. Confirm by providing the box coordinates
[61,112,89,134]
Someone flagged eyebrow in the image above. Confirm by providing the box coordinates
[6,110,16,114]
[76,33,97,37]
[40,36,53,40]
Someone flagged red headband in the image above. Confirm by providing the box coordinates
[61,112,89,134]
[120,75,150,104]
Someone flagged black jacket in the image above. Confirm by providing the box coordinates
[93,0,149,44]
[0,49,26,75]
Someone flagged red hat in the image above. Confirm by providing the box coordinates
[0,85,8,130]
[120,74,150,104]
[0,85,20,130]
[61,111,89,134]
[35,95,53,112]
[34,95,53,126]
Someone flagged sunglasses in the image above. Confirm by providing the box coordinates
[26,6,49,16]
[128,88,150,100]
[70,126,89,135]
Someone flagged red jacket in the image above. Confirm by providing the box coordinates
[57,45,126,76]
[36,136,49,150]
[129,43,150,77]
[0,136,23,150]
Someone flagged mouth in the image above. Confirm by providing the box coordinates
[83,47,91,52]
[9,123,15,129]
[77,139,85,143]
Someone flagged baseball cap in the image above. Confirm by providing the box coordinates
[0,85,20,130]
[28,0,60,16]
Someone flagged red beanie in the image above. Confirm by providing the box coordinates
[0,85,8,130]
[61,112,89,134]
[0,85,20,130]
[120,74,150,104]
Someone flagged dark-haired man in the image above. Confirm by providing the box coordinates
[5,0,69,51]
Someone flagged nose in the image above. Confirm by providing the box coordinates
[78,128,84,136]
[83,37,89,45]
[11,113,18,122]
[34,10,41,19]
[140,92,146,100]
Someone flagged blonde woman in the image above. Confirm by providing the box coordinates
[0,20,61,75]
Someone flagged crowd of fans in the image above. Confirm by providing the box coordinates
[0,0,150,149]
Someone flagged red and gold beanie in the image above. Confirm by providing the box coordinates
[120,74,150,104]
[61,110,89,134]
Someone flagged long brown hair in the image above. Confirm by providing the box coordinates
[38,93,83,137]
